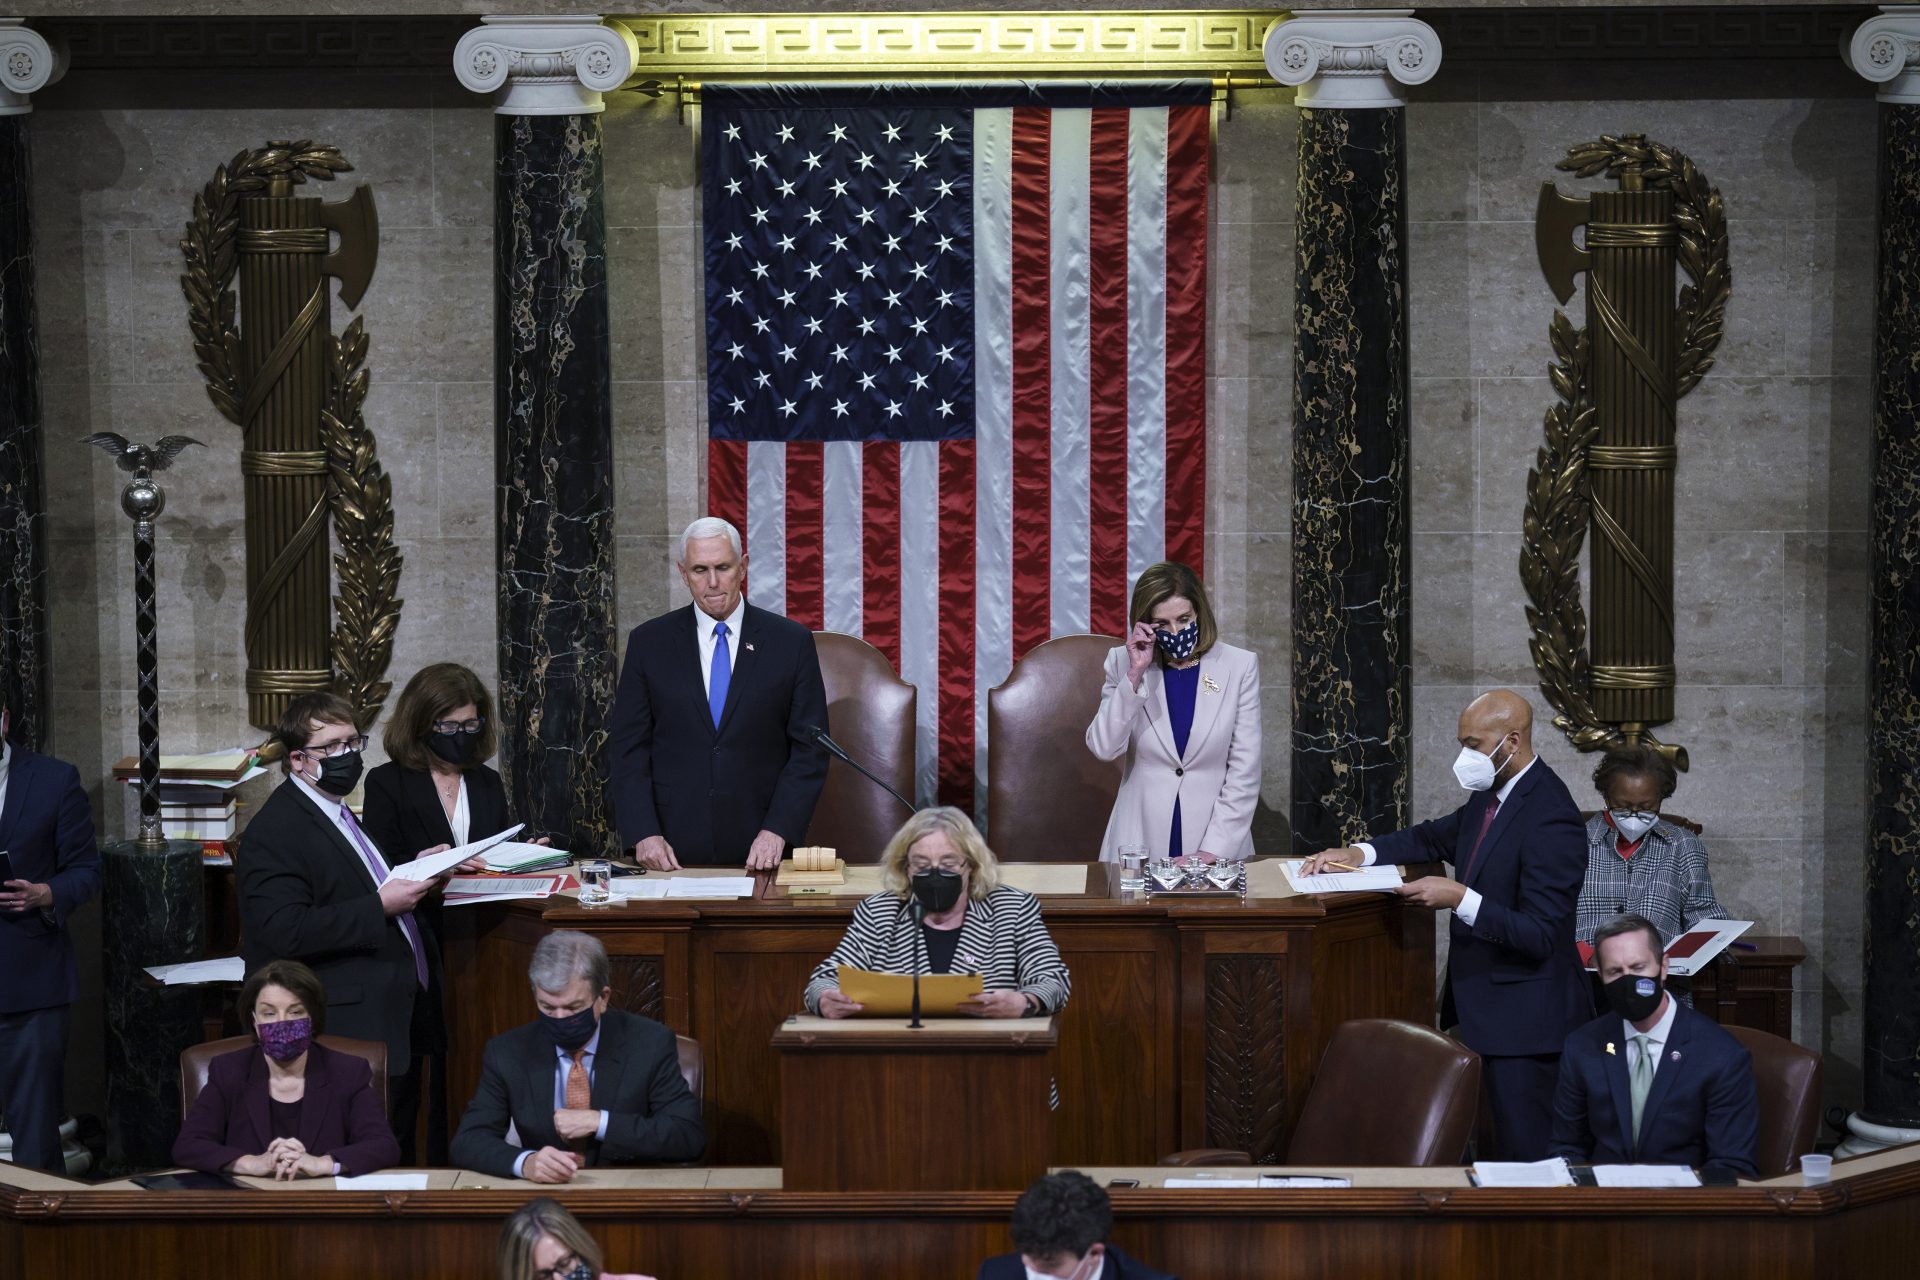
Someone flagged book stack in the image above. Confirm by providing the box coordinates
[114,751,267,865]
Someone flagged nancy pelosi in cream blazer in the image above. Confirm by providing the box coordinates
[1085,639,1262,862]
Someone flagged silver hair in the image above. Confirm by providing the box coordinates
[527,930,610,995]
[678,516,743,566]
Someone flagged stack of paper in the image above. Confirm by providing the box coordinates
[1591,1165,1700,1187]
[1470,1158,1575,1187]
[388,824,524,882]
[481,841,570,873]
[1281,860,1403,894]
[144,957,247,985]
[443,874,570,906]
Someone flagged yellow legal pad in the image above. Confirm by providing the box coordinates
[837,965,985,1016]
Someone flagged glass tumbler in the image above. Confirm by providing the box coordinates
[579,859,613,906]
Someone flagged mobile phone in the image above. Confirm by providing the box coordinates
[1107,1177,1140,1188]
[0,850,14,885]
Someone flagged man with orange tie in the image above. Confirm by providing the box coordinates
[1304,689,1591,1160]
[450,931,703,1181]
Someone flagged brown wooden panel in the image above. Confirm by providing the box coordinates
[1201,953,1287,1160]
[1052,924,1177,1165]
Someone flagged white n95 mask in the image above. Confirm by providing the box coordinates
[1610,810,1659,843]
[1452,739,1511,792]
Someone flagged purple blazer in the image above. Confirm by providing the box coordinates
[172,1041,400,1177]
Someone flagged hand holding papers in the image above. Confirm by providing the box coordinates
[388,823,524,882]
[1283,859,1403,894]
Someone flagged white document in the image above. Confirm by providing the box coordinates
[1258,1174,1351,1188]
[1662,919,1756,977]
[1282,859,1402,894]
[1471,1158,1575,1187]
[442,875,566,905]
[1591,1164,1700,1187]
[1164,1176,1261,1188]
[663,876,757,899]
[612,879,670,900]
[333,1173,430,1190]
[144,956,247,985]
[388,824,524,882]
[482,841,568,871]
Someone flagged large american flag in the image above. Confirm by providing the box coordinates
[702,84,1210,812]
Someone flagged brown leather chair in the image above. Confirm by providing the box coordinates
[179,1034,390,1117]
[986,634,1124,861]
[807,632,917,863]
[675,1034,704,1102]
[1287,1020,1481,1166]
[1723,1025,1822,1177]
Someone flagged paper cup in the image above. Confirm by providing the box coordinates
[1800,1153,1832,1184]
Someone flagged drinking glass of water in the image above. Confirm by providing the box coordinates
[579,859,613,907]
[1118,844,1149,892]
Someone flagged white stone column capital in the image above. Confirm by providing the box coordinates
[0,19,67,116]
[454,14,638,116]
[1846,6,1920,104]
[1264,8,1440,109]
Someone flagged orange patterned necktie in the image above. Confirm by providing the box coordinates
[564,1049,592,1151]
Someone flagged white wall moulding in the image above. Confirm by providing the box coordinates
[0,18,64,115]
[1846,5,1920,103]
[453,13,637,116]
[1264,8,1440,109]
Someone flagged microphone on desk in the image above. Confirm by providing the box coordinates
[805,725,918,817]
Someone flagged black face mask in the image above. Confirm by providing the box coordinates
[540,1005,599,1052]
[910,869,964,914]
[1603,972,1665,1023]
[426,731,476,766]
[306,750,364,797]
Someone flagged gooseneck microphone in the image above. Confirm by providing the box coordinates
[804,725,918,816]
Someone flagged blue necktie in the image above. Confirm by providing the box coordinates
[709,621,731,728]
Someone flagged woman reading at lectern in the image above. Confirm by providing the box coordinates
[803,807,1071,1020]
[1086,561,1262,862]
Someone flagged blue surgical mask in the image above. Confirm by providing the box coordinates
[1154,619,1200,661]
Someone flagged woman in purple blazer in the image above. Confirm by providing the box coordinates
[1086,562,1262,863]
[173,959,400,1179]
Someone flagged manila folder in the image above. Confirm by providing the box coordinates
[838,966,984,1016]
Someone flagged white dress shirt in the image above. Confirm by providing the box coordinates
[694,597,746,697]
[1623,990,1678,1080]
[447,775,470,849]
[1357,756,1539,928]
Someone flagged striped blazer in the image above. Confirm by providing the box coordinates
[803,887,1071,1015]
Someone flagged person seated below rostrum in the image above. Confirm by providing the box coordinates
[1550,912,1759,1180]
[496,1196,657,1280]
[804,806,1070,1020]
[979,1170,1176,1280]
[173,959,400,1180]
[451,930,704,1182]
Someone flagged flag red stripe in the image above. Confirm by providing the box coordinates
[1163,102,1209,575]
[1009,108,1053,662]
[784,442,824,630]
[861,441,902,672]
[707,439,749,547]
[937,441,977,811]
[1087,108,1132,637]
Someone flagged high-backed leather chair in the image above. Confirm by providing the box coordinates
[179,1034,389,1117]
[675,1034,704,1102]
[1287,1020,1481,1166]
[986,634,1123,861]
[1723,1025,1822,1177]
[807,633,917,863]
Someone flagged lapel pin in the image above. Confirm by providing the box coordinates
[1605,1042,1616,1056]
[744,641,755,652]
[1670,1050,1681,1062]
[1203,675,1222,694]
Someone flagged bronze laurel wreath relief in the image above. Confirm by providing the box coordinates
[1522,134,1730,768]
[179,141,402,731]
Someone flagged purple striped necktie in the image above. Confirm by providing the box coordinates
[340,804,430,991]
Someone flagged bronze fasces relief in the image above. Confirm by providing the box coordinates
[179,141,402,732]
[1523,135,1731,770]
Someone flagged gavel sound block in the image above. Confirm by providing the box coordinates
[775,846,846,886]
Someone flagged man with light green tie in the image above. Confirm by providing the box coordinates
[1549,913,1759,1178]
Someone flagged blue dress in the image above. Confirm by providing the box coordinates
[1163,663,1201,857]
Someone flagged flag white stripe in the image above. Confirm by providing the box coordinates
[821,440,864,633]
[1126,108,1169,578]
[899,440,942,806]
[1048,108,1092,637]
[972,106,1015,819]
[746,440,787,615]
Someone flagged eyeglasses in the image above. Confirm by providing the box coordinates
[302,735,367,758]
[907,858,965,874]
[431,717,486,735]
[531,1254,585,1280]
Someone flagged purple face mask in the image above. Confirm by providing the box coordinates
[257,1015,313,1062]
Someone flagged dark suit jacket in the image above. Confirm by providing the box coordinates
[360,758,510,979]
[979,1245,1175,1280]
[0,746,101,1015]
[1370,759,1591,1057]
[449,1008,705,1177]
[608,603,829,865]
[237,780,435,1064]
[172,1041,401,1177]
[1550,1001,1759,1178]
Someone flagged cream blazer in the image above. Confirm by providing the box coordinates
[1084,641,1262,862]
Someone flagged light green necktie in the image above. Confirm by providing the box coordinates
[1630,1033,1655,1147]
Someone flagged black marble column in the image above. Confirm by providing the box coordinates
[1290,107,1412,855]
[0,115,50,750]
[1861,101,1920,1134]
[495,113,618,858]
[101,843,204,1167]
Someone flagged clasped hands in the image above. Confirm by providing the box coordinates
[1299,846,1464,910]
[231,1137,331,1180]
[635,828,786,873]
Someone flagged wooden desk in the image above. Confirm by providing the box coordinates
[9,1145,1920,1279]
[1691,935,1805,1039]
[441,862,1436,1167]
